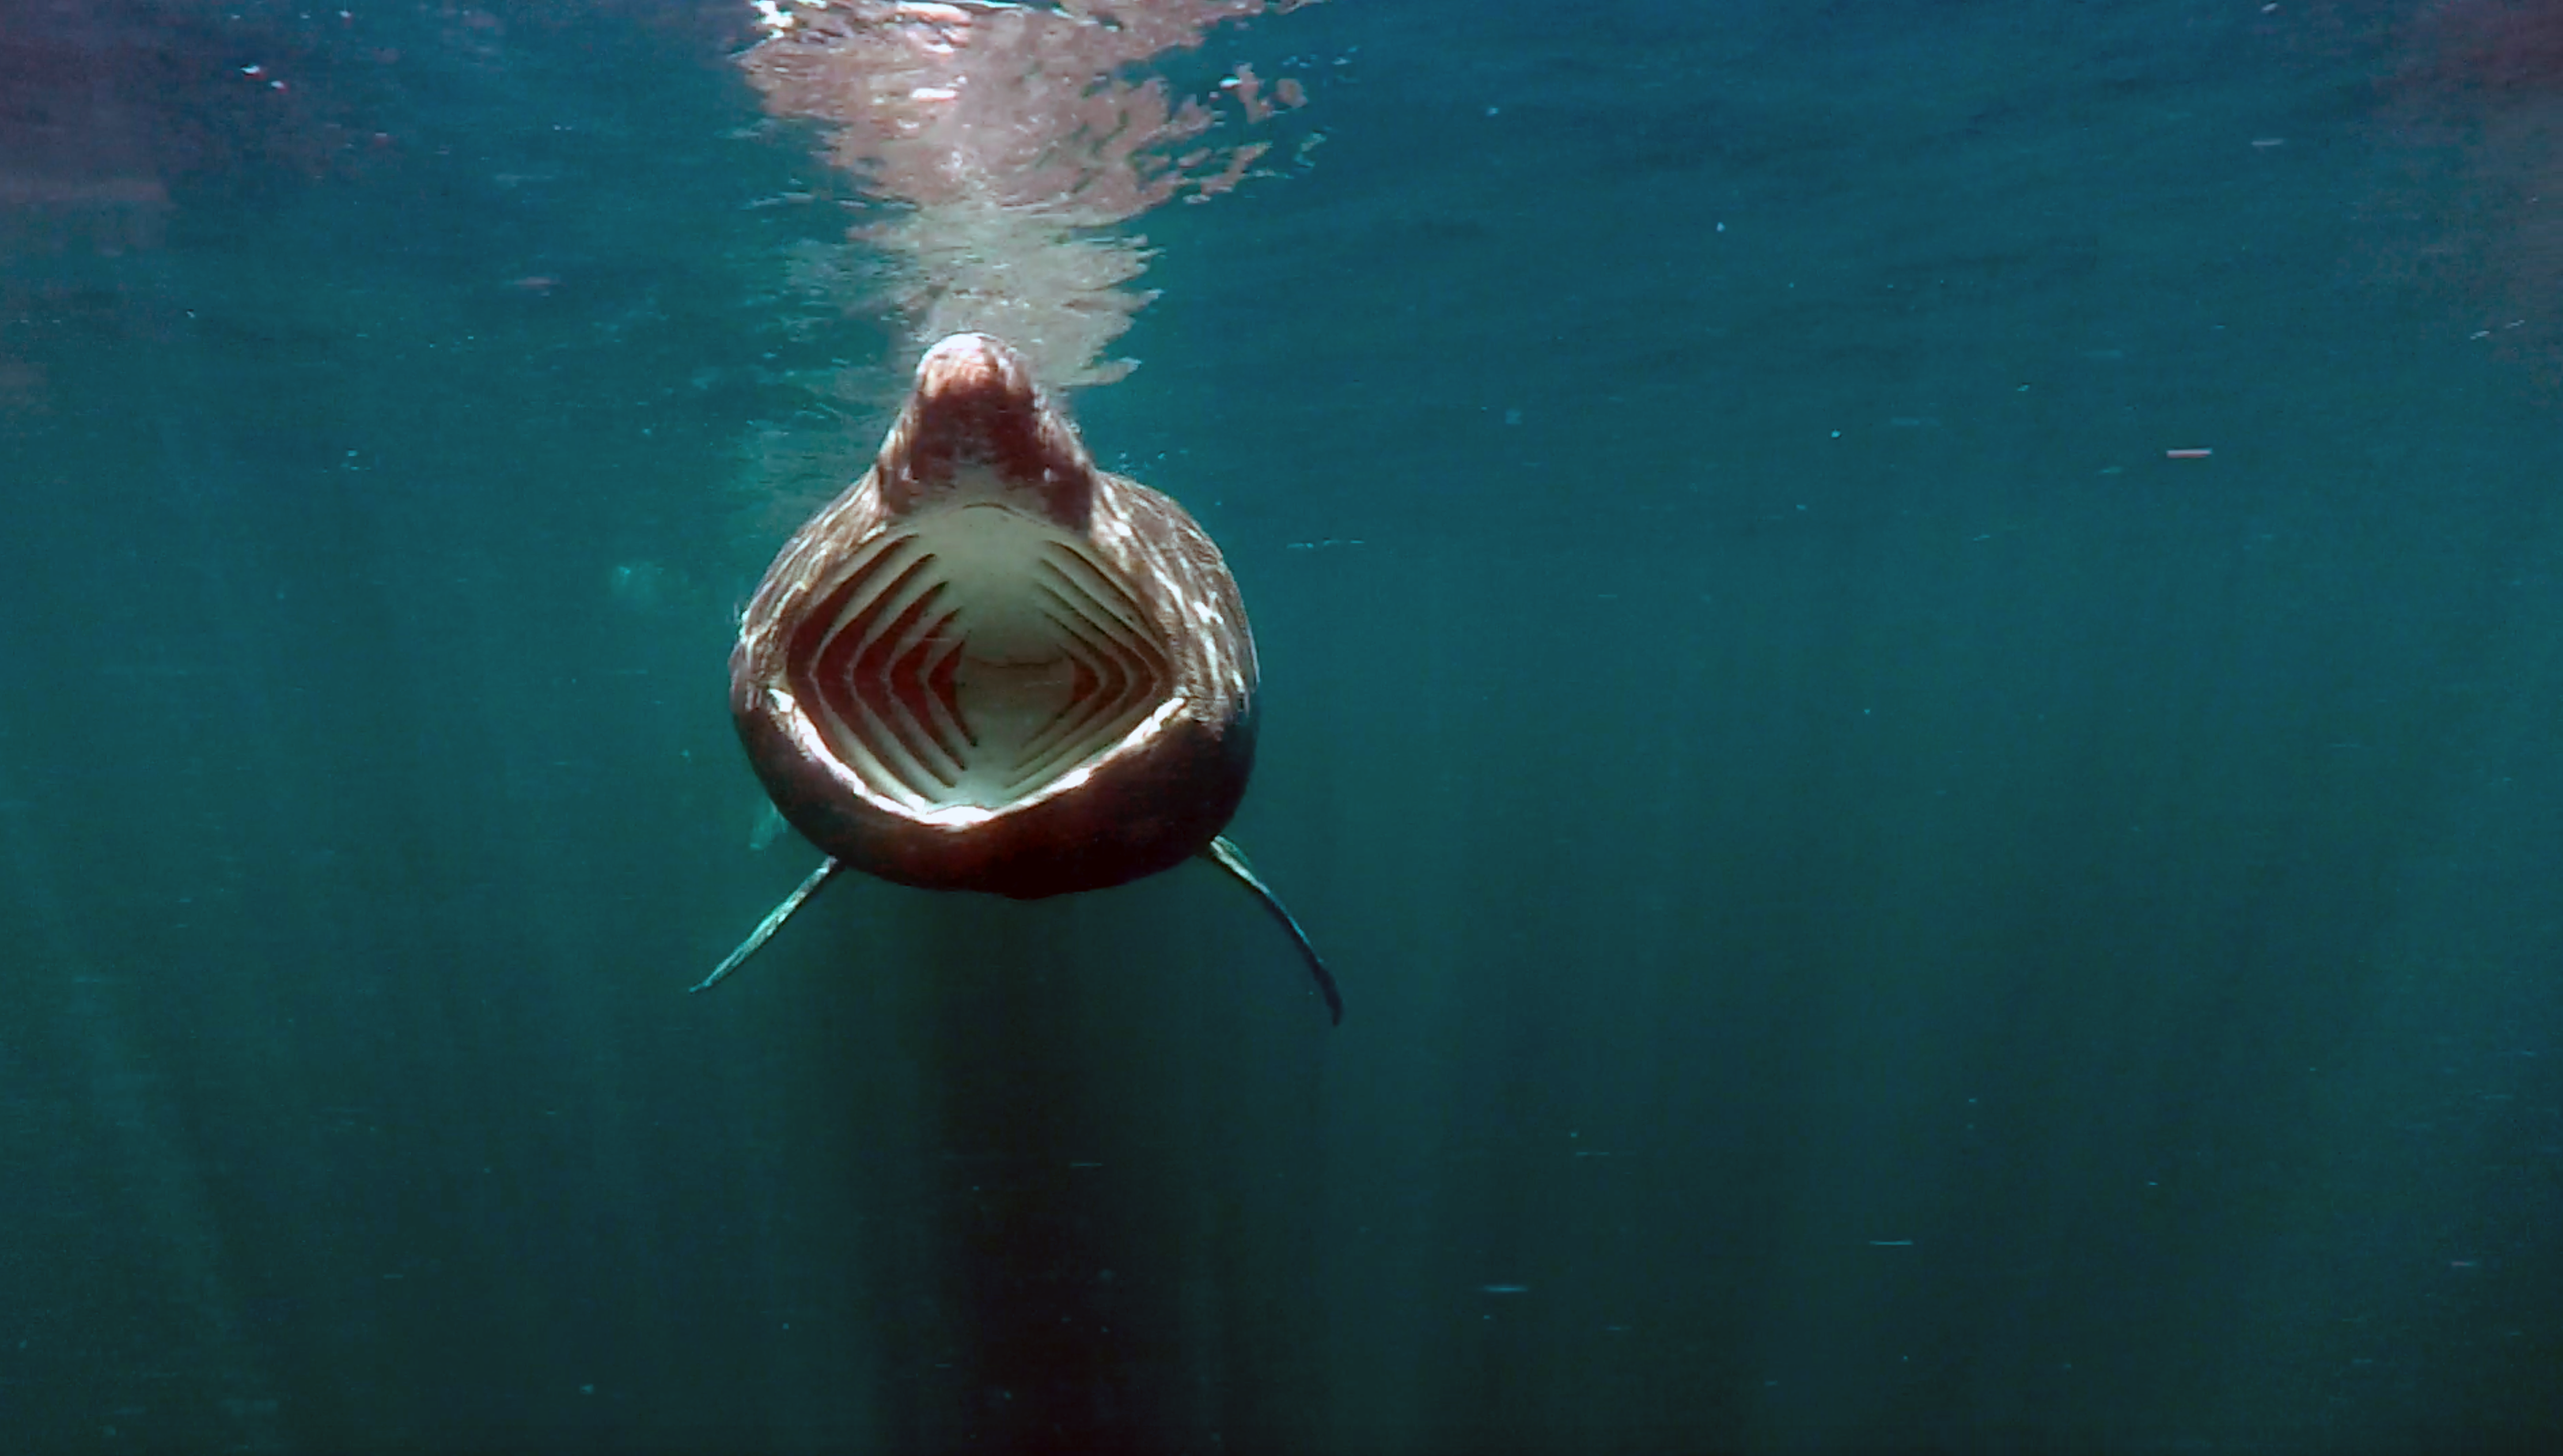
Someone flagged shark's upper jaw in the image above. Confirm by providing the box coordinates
[876,331,1096,529]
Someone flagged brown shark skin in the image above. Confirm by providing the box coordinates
[730,335,1258,900]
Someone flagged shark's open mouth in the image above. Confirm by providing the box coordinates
[785,500,1174,813]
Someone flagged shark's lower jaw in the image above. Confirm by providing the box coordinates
[785,499,1174,816]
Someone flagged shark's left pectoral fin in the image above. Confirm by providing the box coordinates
[1202,835,1342,1026]
[692,857,848,993]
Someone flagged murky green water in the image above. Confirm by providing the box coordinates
[3,2,2557,1451]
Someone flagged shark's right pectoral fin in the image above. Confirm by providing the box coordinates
[1201,835,1342,1026]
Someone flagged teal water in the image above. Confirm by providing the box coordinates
[4,2,2559,1452]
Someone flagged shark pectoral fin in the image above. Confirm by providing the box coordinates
[692,856,848,993]
[1201,835,1342,1026]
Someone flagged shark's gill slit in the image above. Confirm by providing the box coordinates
[800,542,959,809]
[874,588,966,789]
[1005,628,1102,772]
[908,608,973,759]
[1014,579,1160,789]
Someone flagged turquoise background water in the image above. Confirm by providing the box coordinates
[3,2,2558,1451]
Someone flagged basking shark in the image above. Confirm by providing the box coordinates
[697,332,1340,1024]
